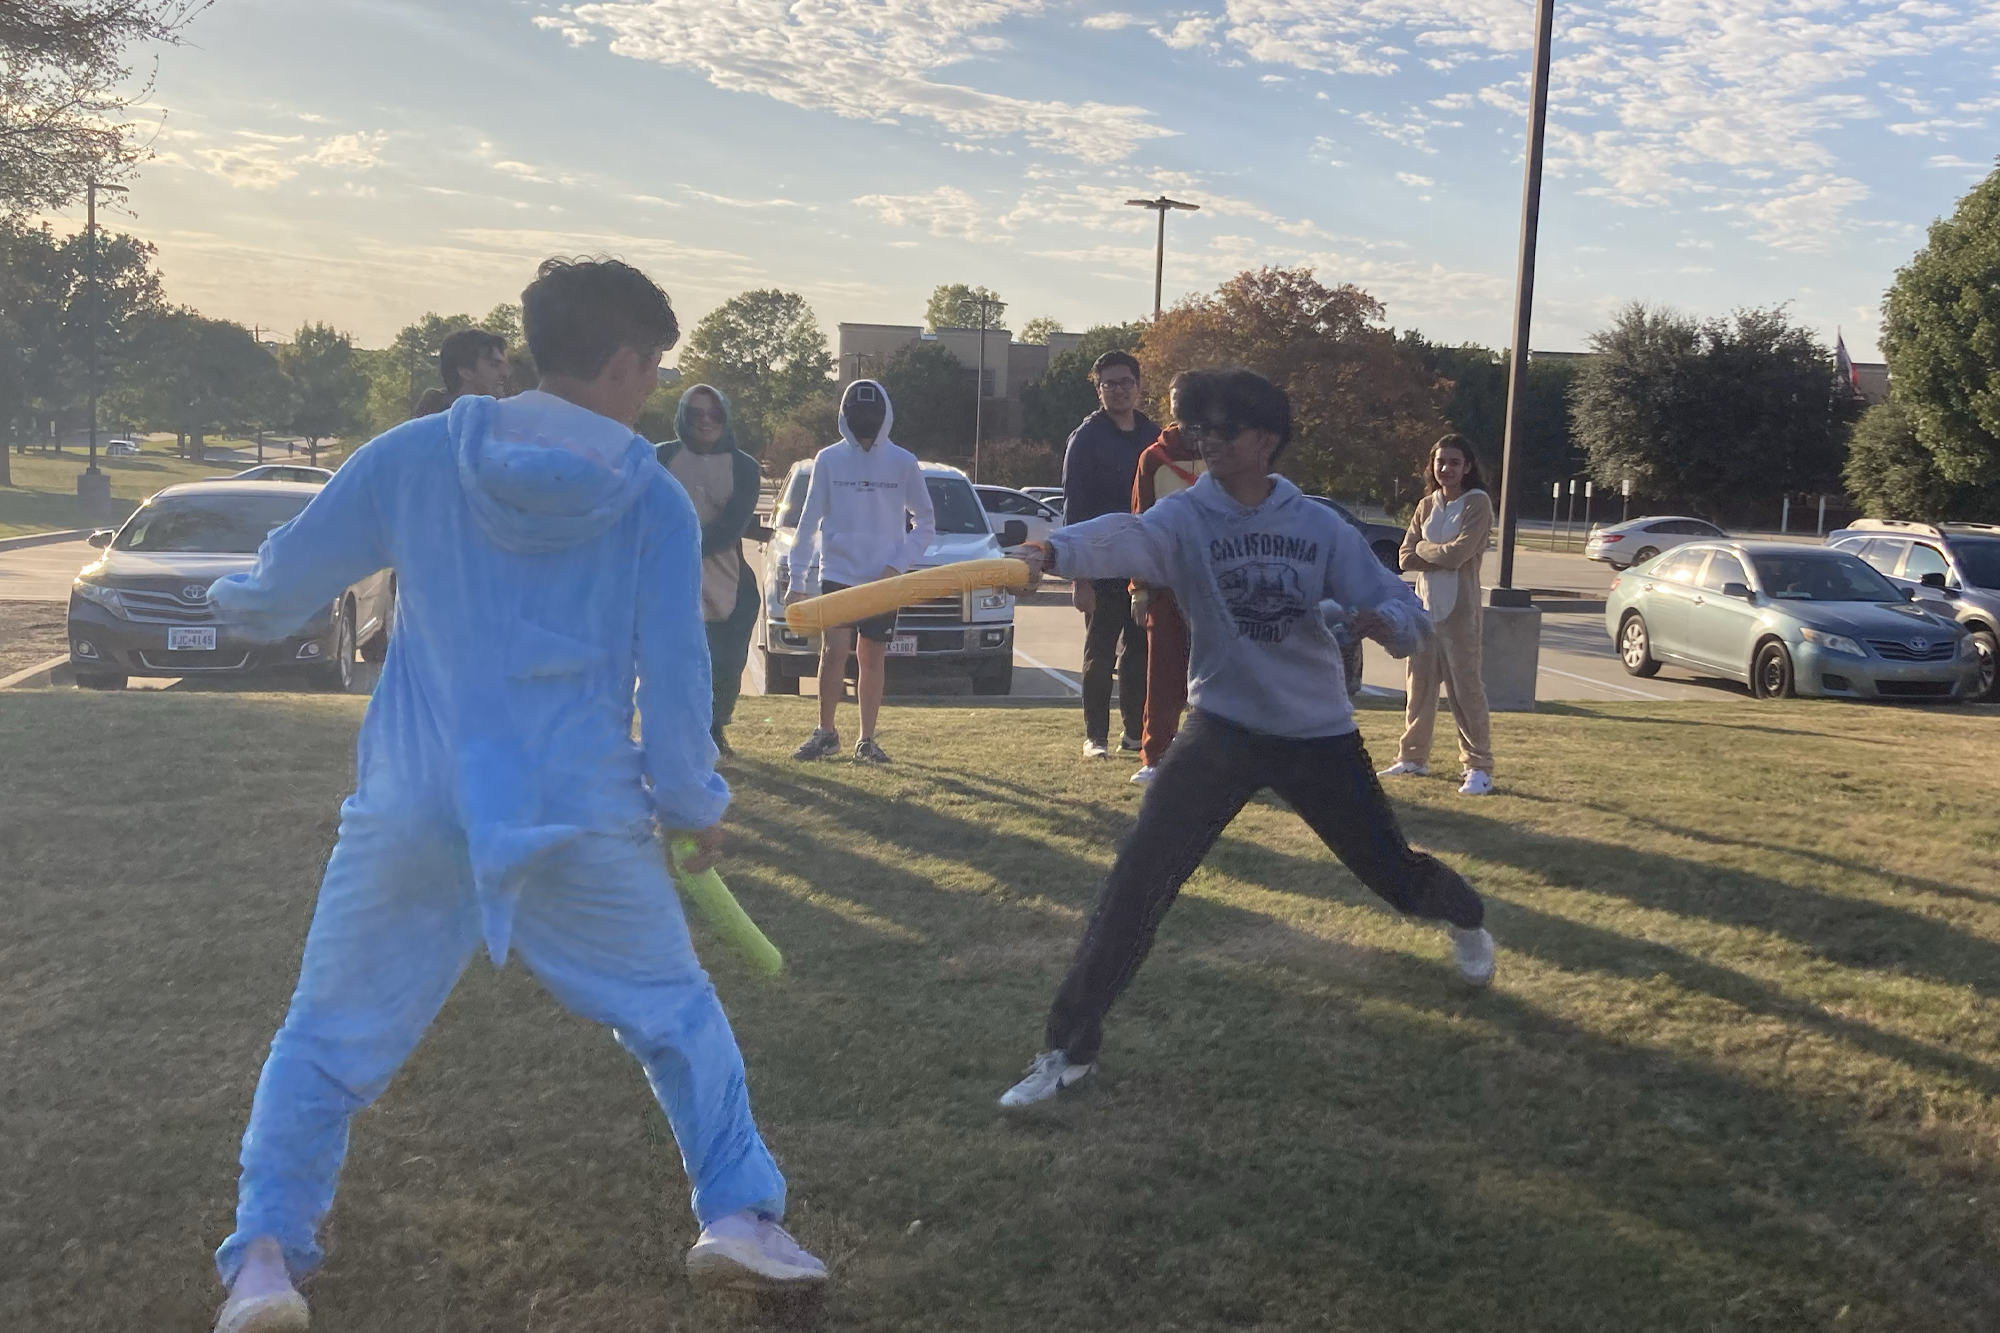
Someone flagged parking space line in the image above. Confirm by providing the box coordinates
[1015,649,1082,695]
[1537,664,1670,700]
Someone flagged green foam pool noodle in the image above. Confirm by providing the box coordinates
[670,837,784,976]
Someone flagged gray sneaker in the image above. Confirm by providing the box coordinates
[854,737,891,765]
[792,728,840,761]
[1450,925,1497,986]
[999,1050,1093,1107]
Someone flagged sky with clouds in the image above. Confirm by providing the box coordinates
[59,0,2000,359]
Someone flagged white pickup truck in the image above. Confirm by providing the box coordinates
[752,459,1022,697]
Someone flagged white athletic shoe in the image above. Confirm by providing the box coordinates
[1082,739,1110,759]
[687,1211,828,1291]
[1458,770,1494,796]
[1377,760,1429,777]
[215,1241,307,1333]
[1130,765,1157,784]
[999,1050,1093,1107]
[1450,926,1497,986]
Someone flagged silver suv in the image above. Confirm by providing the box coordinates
[1826,520,2000,700]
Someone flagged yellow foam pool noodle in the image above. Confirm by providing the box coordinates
[670,838,784,977]
[784,558,1031,635]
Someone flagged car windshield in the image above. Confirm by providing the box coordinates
[772,467,987,536]
[1949,538,2000,589]
[115,494,311,553]
[1749,552,1900,602]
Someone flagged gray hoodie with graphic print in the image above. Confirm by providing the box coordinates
[1047,473,1431,739]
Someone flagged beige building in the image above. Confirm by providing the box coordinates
[838,322,1083,437]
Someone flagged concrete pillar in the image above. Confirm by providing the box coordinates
[76,469,113,525]
[1481,588,1541,711]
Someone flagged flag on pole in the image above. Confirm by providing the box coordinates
[1835,330,1860,392]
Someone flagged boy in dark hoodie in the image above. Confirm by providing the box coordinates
[202,259,824,1333]
[657,382,763,755]
[998,368,1496,1108]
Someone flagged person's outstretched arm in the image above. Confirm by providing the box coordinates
[890,454,937,575]
[1329,519,1432,660]
[699,450,762,558]
[1021,508,1174,590]
[635,481,731,832]
[206,445,391,638]
[1414,491,1494,570]
[788,456,830,596]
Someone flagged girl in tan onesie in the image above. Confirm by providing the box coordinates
[1382,435,1496,795]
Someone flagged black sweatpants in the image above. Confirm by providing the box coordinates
[1045,709,1485,1064]
[1082,578,1147,745]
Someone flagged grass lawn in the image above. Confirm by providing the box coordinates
[0,441,353,539]
[4,692,1999,1331]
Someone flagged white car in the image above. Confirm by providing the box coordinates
[1585,515,1729,569]
[974,485,1062,545]
[755,460,1019,696]
[1021,486,1065,514]
[104,439,139,456]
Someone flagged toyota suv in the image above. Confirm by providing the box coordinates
[755,460,1020,696]
[1825,520,2000,700]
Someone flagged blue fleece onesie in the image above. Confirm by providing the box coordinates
[206,390,785,1285]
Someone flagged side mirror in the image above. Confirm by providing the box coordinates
[1902,587,1916,600]
[88,529,116,548]
[1920,571,1948,590]
[1722,581,1753,601]
[999,519,1028,547]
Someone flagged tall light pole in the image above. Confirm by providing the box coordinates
[1125,196,1200,317]
[1493,0,1556,595]
[84,181,129,477]
[969,291,1003,483]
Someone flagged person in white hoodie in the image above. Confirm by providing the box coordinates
[787,379,936,765]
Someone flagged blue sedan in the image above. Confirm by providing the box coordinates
[1605,541,1980,701]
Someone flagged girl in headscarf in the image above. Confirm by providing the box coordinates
[657,384,763,755]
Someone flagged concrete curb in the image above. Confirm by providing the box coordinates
[0,654,71,690]
[0,529,91,553]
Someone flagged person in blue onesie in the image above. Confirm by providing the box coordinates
[204,258,826,1333]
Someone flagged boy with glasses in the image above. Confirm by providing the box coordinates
[1060,350,1155,758]
[998,368,1496,1107]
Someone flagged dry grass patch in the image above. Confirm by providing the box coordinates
[3,691,1998,1331]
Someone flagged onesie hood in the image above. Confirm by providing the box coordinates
[452,389,655,554]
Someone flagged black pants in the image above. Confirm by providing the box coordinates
[1045,710,1485,1064]
[1082,578,1147,745]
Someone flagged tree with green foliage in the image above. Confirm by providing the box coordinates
[1570,302,1850,524]
[1,0,208,215]
[879,341,975,460]
[925,283,1005,332]
[1842,400,1973,520]
[280,322,367,464]
[1016,316,1062,346]
[359,311,480,435]
[1018,323,1143,448]
[1401,337,1583,510]
[1872,162,2000,520]
[678,289,832,453]
[112,309,285,461]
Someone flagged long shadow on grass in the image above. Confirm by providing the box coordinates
[1536,701,1906,744]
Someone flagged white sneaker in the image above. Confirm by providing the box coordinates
[1377,760,1429,777]
[1450,926,1497,986]
[215,1240,308,1333]
[687,1210,828,1291]
[999,1050,1093,1107]
[1130,765,1157,784]
[1082,739,1109,759]
[1458,770,1494,796]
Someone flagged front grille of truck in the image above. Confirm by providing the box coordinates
[895,595,964,629]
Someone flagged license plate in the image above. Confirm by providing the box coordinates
[887,635,919,656]
[168,626,218,651]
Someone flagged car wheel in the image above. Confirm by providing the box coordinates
[1633,546,1660,565]
[1972,628,1998,701]
[313,602,357,692]
[1619,614,1661,677]
[359,576,394,663]
[1753,639,1794,700]
[759,649,800,696]
[74,671,128,690]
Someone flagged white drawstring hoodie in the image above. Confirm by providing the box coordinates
[788,380,937,594]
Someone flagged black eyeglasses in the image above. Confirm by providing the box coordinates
[686,407,724,423]
[1096,377,1139,392]
[1183,420,1252,443]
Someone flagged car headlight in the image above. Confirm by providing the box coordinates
[72,580,128,619]
[1799,627,1864,657]
[976,589,1007,609]
[1961,635,1980,659]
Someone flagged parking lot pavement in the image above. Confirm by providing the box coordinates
[0,539,97,603]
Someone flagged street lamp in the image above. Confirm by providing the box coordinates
[84,181,129,477]
[1492,0,1557,595]
[969,291,1003,483]
[1124,196,1200,317]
